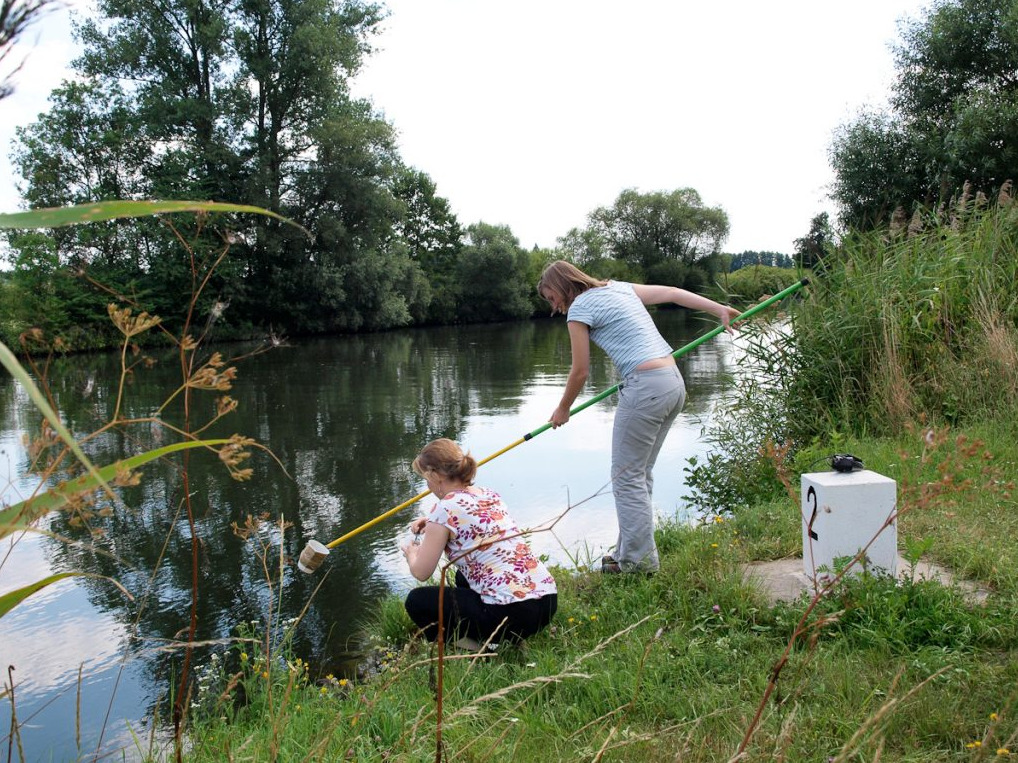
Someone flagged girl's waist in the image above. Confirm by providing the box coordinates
[633,355,676,372]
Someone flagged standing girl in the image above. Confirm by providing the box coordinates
[537,260,740,574]
[401,438,557,650]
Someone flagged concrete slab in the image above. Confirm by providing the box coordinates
[742,556,990,606]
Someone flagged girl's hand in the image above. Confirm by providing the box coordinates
[549,404,571,428]
[409,517,427,534]
[718,305,742,333]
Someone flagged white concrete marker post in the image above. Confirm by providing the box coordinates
[801,469,898,580]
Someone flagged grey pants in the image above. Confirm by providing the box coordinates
[611,365,686,572]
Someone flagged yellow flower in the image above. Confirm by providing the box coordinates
[967,741,982,748]
[261,671,269,679]
[567,617,575,624]
[991,713,999,721]
[589,615,598,621]
[710,543,719,548]
[320,686,328,695]
[240,652,248,662]
[338,678,349,687]
[997,749,1010,756]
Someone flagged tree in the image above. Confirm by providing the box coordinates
[793,212,835,271]
[728,251,795,271]
[829,110,929,229]
[830,0,1018,228]
[391,167,462,324]
[556,225,609,265]
[9,0,447,338]
[456,223,532,324]
[586,188,729,271]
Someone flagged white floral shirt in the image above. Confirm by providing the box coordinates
[426,488,557,605]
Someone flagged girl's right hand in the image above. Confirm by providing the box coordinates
[549,405,571,428]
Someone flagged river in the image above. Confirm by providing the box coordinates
[0,310,738,761]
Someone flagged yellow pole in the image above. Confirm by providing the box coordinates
[323,437,528,549]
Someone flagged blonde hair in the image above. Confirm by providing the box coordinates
[412,438,477,485]
[537,261,606,310]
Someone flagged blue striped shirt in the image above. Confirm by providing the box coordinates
[567,281,673,377]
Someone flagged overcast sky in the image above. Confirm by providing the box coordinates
[1,0,932,255]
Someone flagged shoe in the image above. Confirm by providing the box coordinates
[453,636,482,652]
[601,555,622,574]
[600,555,656,576]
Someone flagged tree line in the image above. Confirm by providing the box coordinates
[0,0,743,349]
[5,0,1012,349]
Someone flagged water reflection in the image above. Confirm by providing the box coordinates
[0,311,736,760]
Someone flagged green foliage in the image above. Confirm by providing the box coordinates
[718,264,800,304]
[182,502,1018,762]
[456,223,533,323]
[645,258,702,290]
[726,250,794,271]
[794,572,1015,653]
[682,388,791,515]
[391,167,463,324]
[793,211,836,271]
[5,0,442,342]
[554,187,728,293]
[830,0,1018,228]
[586,187,729,270]
[784,196,1018,438]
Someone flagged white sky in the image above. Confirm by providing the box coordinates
[1,0,932,255]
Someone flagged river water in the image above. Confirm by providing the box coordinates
[0,310,738,761]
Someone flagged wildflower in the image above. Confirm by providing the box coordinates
[713,516,724,523]
[567,617,575,624]
[320,687,328,695]
[338,678,349,687]
[967,741,982,748]
[240,652,248,662]
[991,713,999,721]
[589,615,597,621]
[261,671,269,679]
[710,543,719,548]
[997,749,1010,756]
[712,605,721,613]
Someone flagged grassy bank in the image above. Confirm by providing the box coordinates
[177,420,1018,762]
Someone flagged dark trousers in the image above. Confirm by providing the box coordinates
[404,571,557,644]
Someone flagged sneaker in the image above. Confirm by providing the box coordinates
[601,555,622,574]
[601,555,657,576]
[453,636,482,652]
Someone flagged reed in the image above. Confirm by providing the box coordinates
[783,192,1018,439]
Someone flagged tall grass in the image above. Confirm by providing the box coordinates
[784,185,1018,438]
[181,433,1018,762]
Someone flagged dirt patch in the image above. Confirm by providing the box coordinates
[742,556,990,606]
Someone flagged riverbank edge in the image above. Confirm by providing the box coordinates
[175,419,1018,762]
